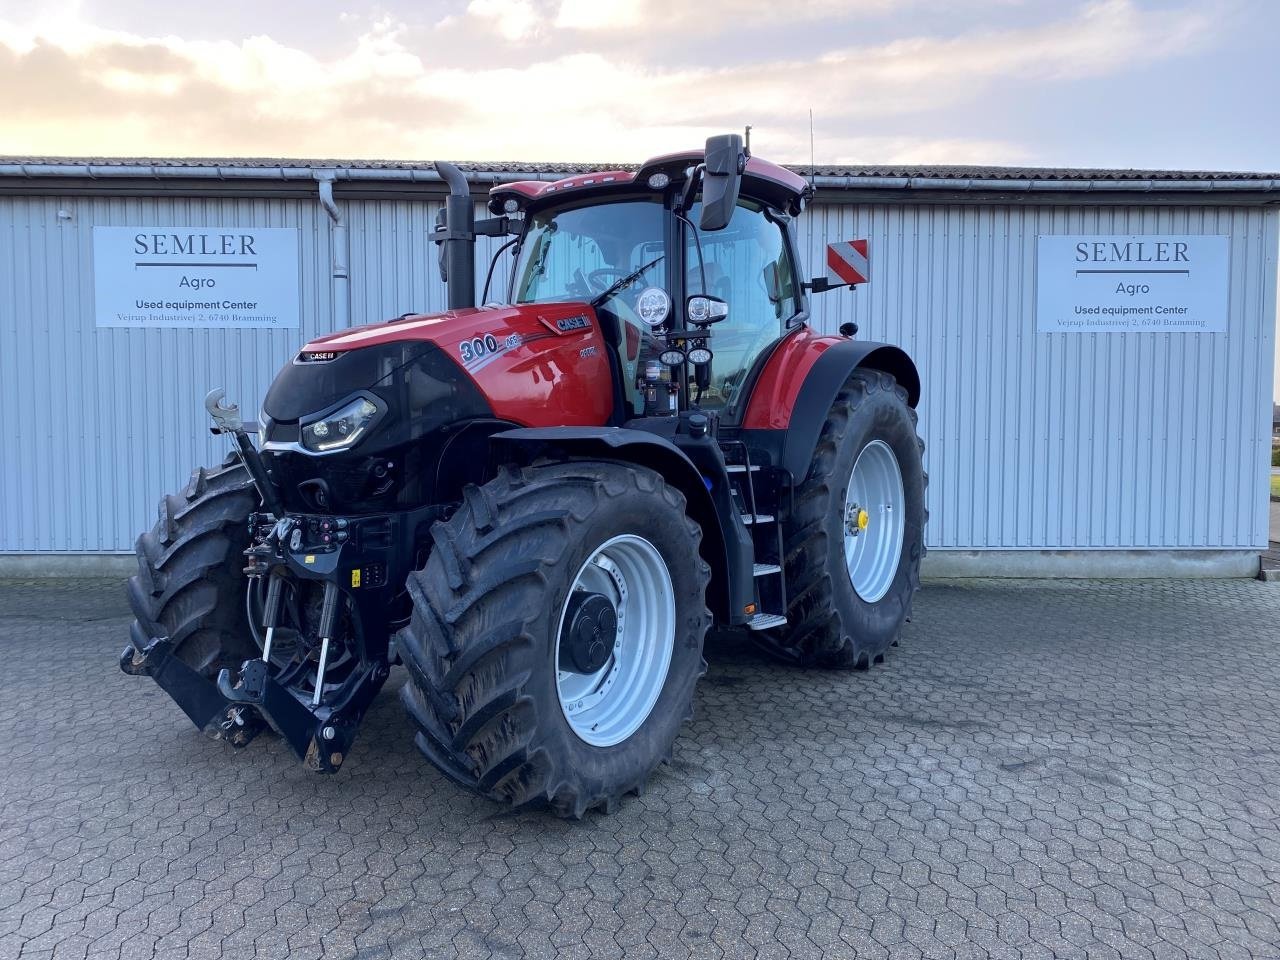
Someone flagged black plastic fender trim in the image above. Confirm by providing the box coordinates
[777,339,919,482]
[489,426,750,625]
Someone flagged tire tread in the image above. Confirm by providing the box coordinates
[398,461,710,817]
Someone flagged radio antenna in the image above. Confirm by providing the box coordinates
[808,109,816,250]
[808,109,816,193]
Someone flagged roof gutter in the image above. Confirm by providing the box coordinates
[0,163,566,185]
[809,175,1280,193]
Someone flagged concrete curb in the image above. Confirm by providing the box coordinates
[0,554,134,578]
[922,549,1261,579]
[1,549,1267,580]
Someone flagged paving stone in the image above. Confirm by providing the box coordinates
[1,577,1279,958]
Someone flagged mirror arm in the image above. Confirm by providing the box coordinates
[804,277,846,293]
[677,164,704,216]
[473,215,522,238]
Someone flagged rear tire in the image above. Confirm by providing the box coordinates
[126,458,259,678]
[759,371,926,668]
[397,461,711,818]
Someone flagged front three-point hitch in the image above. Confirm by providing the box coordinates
[120,389,410,773]
[212,510,399,772]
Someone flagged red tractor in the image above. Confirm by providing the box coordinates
[121,135,926,817]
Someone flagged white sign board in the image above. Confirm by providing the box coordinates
[1036,235,1228,333]
[94,226,300,328]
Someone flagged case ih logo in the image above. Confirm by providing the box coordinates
[826,240,870,286]
[556,314,591,332]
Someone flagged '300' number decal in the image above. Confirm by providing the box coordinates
[459,334,499,365]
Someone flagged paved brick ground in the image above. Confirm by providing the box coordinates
[2,578,1279,959]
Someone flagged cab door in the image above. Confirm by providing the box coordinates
[685,200,802,420]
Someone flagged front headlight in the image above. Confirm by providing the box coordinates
[302,396,380,452]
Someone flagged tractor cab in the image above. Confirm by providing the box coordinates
[486,138,812,423]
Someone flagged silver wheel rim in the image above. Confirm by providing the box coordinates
[844,439,906,603]
[555,535,675,747]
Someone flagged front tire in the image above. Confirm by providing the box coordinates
[126,459,259,678]
[760,370,927,668]
[397,461,711,818]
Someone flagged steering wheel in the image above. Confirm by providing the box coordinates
[586,267,630,295]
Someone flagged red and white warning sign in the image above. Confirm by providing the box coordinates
[826,239,869,286]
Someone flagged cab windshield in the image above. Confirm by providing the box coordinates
[511,199,666,305]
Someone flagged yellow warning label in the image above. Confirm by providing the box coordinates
[351,568,362,588]
[304,554,316,564]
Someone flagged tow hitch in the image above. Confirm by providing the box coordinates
[216,657,388,773]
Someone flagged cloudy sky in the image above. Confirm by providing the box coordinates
[0,0,1277,170]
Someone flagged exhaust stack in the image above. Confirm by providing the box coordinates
[433,161,476,310]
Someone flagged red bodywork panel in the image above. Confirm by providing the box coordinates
[303,304,614,428]
[741,327,844,430]
[489,153,810,216]
[490,171,636,209]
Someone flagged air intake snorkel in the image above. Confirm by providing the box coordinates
[431,162,523,311]
[432,161,477,311]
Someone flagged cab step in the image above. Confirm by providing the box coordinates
[746,612,787,631]
[725,463,761,473]
[740,514,774,526]
[752,563,781,576]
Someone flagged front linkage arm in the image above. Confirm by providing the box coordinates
[121,628,388,773]
[204,388,286,519]
[119,636,262,748]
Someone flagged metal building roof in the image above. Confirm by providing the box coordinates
[4,155,1279,181]
[2,156,1277,201]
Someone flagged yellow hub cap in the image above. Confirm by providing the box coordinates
[857,509,870,531]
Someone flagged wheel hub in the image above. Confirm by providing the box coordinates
[554,535,676,747]
[846,503,871,536]
[560,592,618,674]
[843,439,906,603]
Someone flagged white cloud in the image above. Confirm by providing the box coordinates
[0,2,1214,164]
[555,0,904,31]
[555,0,644,31]
[466,0,544,42]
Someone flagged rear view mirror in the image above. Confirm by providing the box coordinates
[434,208,448,283]
[687,295,729,325]
[699,134,744,232]
[762,261,781,303]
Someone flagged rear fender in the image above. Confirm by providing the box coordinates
[742,332,919,482]
[489,427,735,623]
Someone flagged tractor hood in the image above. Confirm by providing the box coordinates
[264,305,540,424]
[262,301,614,433]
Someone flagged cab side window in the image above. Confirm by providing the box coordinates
[687,202,799,413]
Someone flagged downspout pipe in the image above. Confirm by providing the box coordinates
[314,171,351,330]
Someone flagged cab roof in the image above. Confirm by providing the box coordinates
[488,150,811,217]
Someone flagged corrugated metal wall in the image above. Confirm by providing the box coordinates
[799,203,1278,550]
[0,190,1275,553]
[2,194,328,553]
